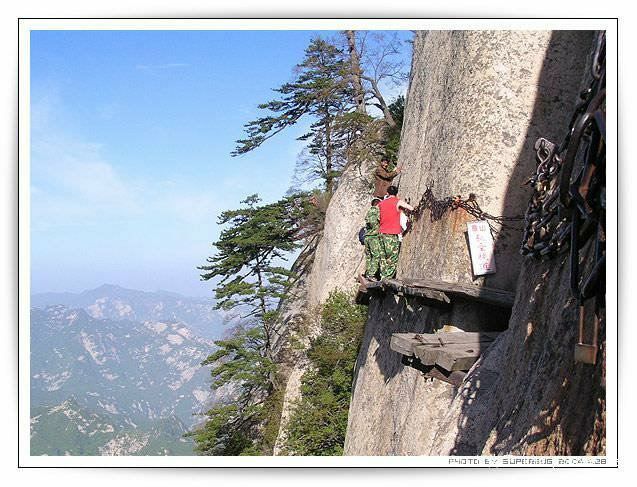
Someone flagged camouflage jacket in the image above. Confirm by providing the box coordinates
[365,206,381,237]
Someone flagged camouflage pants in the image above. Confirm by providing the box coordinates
[380,233,400,279]
[364,235,382,279]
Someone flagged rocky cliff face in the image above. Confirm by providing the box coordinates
[273,29,604,457]
[272,158,376,453]
[344,30,604,455]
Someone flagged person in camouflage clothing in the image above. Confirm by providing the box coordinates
[379,233,401,279]
[364,198,382,281]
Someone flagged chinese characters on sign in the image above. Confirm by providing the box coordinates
[467,220,496,276]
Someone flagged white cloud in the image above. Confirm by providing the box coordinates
[30,97,223,234]
[32,130,140,217]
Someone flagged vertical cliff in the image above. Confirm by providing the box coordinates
[344,30,604,455]
[272,157,376,453]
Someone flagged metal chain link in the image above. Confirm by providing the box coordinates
[520,31,606,270]
[518,31,606,364]
[408,184,524,236]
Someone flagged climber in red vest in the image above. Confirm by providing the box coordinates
[378,185,413,279]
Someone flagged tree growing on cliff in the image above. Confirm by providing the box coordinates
[383,95,405,163]
[191,193,313,455]
[233,38,354,194]
[354,31,408,128]
[199,193,311,358]
[233,33,410,194]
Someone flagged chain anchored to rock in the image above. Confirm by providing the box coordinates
[407,183,524,236]
[519,31,606,365]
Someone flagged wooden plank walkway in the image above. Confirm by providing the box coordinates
[354,276,515,309]
[390,331,501,384]
[400,278,515,308]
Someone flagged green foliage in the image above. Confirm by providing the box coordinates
[234,37,364,194]
[233,38,351,157]
[192,32,409,456]
[282,291,367,455]
[188,326,276,455]
[383,95,405,163]
[192,193,314,455]
[199,193,311,321]
[202,326,275,390]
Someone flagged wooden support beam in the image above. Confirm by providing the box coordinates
[412,343,440,365]
[424,366,467,387]
[400,278,515,308]
[365,280,384,292]
[390,333,421,356]
[400,356,467,387]
[434,344,486,371]
[391,331,499,354]
[391,331,501,373]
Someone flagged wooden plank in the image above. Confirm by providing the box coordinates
[400,278,515,308]
[412,340,495,371]
[435,331,500,345]
[433,343,487,371]
[391,331,499,375]
[365,280,384,292]
[394,332,500,350]
[413,343,443,365]
[413,333,444,345]
[390,334,420,356]
[404,286,451,305]
[412,331,499,346]
[382,278,451,308]
[436,350,482,371]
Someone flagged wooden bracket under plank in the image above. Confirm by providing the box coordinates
[401,356,467,387]
[391,331,500,373]
[415,343,492,371]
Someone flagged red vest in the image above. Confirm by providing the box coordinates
[378,196,402,234]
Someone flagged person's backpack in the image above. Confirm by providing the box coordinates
[358,227,366,245]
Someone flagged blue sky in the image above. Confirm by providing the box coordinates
[30,30,412,297]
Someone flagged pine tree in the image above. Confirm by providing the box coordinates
[281,291,368,455]
[190,193,311,455]
[199,193,310,360]
[233,38,355,193]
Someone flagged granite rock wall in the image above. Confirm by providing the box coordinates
[344,30,603,456]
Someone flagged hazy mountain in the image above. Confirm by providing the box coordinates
[31,284,224,340]
[29,285,234,456]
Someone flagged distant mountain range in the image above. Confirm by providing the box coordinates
[32,284,224,339]
[30,284,232,456]
[31,398,194,456]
